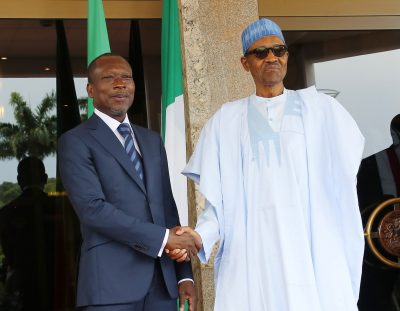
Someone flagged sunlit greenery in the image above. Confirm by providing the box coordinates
[0,91,88,162]
[0,92,57,161]
[0,182,20,207]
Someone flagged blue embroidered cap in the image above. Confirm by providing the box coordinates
[241,18,285,55]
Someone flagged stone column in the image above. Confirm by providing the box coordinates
[178,1,259,310]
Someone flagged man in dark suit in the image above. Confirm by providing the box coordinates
[0,157,56,310]
[357,115,400,311]
[58,53,197,311]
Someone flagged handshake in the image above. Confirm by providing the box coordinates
[165,226,202,262]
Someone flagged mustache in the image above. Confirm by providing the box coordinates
[263,62,281,70]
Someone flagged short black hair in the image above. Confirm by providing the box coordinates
[391,114,400,133]
[17,157,47,187]
[87,53,130,83]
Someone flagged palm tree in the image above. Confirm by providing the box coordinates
[0,91,57,160]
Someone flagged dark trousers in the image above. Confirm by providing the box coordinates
[84,261,176,311]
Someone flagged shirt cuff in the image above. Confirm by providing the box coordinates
[197,246,207,264]
[158,229,169,257]
[178,278,194,285]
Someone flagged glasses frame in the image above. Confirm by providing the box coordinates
[245,44,288,59]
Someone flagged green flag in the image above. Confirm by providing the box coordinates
[161,3,190,308]
[161,0,188,227]
[87,0,111,117]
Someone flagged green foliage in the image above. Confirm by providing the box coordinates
[0,182,21,207]
[0,91,89,162]
[44,178,57,193]
[0,91,57,161]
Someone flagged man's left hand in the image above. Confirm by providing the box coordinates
[178,280,196,311]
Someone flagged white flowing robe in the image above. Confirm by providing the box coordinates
[183,86,365,311]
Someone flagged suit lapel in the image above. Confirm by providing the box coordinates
[87,115,147,195]
[132,124,165,225]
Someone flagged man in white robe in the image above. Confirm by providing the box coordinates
[169,19,365,311]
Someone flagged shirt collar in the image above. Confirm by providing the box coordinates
[94,108,133,132]
[252,88,287,107]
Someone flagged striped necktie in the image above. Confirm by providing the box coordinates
[117,123,144,181]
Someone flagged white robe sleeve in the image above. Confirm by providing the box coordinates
[323,92,365,299]
[182,110,224,263]
[195,200,220,263]
[299,86,365,304]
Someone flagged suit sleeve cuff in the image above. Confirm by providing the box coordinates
[158,228,169,257]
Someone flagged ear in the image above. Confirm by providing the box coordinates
[87,83,94,98]
[240,56,250,72]
[17,175,23,190]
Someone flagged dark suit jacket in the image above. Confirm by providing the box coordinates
[0,188,56,310]
[58,114,192,307]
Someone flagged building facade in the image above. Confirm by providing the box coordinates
[0,1,399,310]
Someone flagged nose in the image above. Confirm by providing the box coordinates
[112,77,126,88]
[264,50,277,62]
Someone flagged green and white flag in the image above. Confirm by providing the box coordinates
[87,0,111,117]
[161,0,188,226]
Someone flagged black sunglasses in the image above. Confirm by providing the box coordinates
[245,44,288,59]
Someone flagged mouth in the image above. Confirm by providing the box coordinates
[111,93,129,100]
[264,64,280,71]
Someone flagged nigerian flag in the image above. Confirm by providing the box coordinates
[87,0,111,117]
[161,0,188,226]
